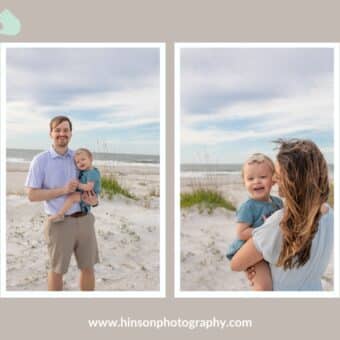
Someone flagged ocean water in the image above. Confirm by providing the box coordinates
[181,163,242,178]
[181,163,334,178]
[7,148,159,167]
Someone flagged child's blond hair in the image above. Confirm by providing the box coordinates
[75,148,93,160]
[241,153,275,179]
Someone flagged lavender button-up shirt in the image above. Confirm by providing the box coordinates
[25,147,81,215]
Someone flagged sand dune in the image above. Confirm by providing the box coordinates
[6,162,160,291]
[180,173,334,291]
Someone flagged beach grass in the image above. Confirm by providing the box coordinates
[181,189,236,214]
[101,175,136,200]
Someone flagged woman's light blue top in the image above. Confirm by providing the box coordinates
[253,208,333,291]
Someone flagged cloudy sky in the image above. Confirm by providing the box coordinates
[6,47,160,155]
[180,47,334,164]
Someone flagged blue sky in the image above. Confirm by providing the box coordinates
[6,47,160,155]
[181,48,334,164]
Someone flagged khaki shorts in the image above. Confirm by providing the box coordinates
[44,213,99,274]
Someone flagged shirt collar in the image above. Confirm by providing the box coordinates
[49,146,73,159]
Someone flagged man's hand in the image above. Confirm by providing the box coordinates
[64,179,79,194]
[82,190,98,206]
[245,266,256,287]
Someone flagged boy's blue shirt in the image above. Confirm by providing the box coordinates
[78,167,101,212]
[226,195,283,260]
[79,167,101,194]
[236,196,283,228]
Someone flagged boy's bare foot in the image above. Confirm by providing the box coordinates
[48,214,65,223]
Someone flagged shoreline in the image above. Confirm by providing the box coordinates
[7,161,160,199]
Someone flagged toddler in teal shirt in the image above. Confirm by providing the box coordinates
[226,153,283,290]
[49,148,101,222]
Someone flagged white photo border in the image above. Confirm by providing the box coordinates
[174,42,340,298]
[0,42,166,299]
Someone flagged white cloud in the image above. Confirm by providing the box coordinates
[181,75,333,145]
[6,49,160,153]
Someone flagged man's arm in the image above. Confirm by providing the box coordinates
[82,190,99,207]
[26,179,79,202]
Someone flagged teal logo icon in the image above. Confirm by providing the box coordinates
[0,9,21,36]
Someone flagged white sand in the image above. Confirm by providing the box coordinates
[6,162,160,291]
[181,173,334,291]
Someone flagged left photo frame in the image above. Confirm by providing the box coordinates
[0,43,166,298]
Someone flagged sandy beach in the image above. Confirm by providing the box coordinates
[180,173,334,291]
[6,162,160,291]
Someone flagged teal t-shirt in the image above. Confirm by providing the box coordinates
[236,196,283,227]
[79,167,101,194]
[226,196,283,260]
[79,167,101,212]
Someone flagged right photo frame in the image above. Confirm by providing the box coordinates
[175,43,339,298]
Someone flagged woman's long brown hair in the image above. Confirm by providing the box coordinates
[275,139,329,270]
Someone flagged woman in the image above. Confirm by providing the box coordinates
[230,139,333,290]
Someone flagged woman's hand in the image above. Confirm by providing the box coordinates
[320,203,329,215]
[82,190,98,206]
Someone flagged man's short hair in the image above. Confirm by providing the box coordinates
[50,116,73,132]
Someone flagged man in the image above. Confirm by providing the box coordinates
[25,116,99,291]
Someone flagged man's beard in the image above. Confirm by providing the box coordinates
[56,137,69,146]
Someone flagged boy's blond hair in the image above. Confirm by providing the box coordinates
[241,153,275,179]
[75,148,93,160]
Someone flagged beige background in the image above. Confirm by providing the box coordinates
[1,0,339,339]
